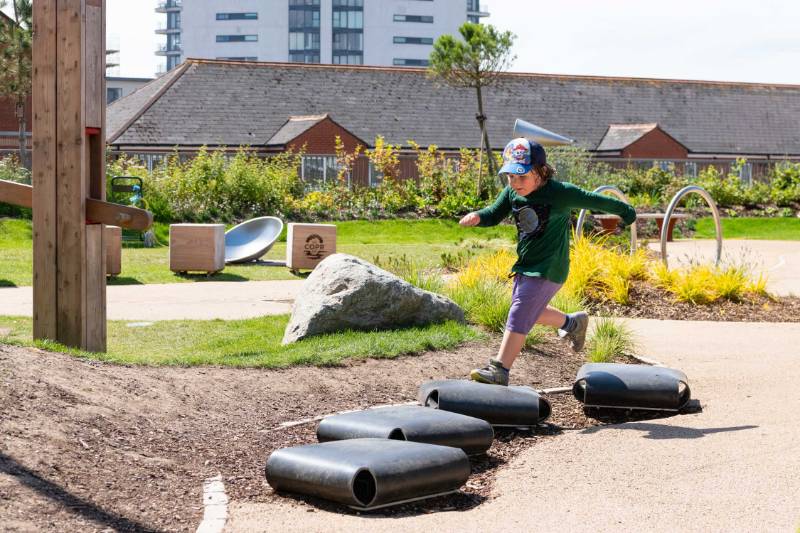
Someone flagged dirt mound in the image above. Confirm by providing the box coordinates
[0,337,597,532]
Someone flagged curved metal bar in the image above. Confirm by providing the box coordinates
[575,185,638,254]
[661,185,722,268]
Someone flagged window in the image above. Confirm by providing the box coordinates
[393,58,429,66]
[217,56,258,61]
[684,161,697,178]
[333,0,362,6]
[393,14,434,23]
[289,0,319,5]
[332,31,362,51]
[467,0,480,10]
[333,53,363,65]
[467,15,480,24]
[216,34,258,42]
[289,9,320,28]
[394,36,433,45]
[216,13,258,20]
[289,52,320,63]
[332,9,363,28]
[289,31,320,50]
[301,156,340,189]
[107,87,123,103]
[737,162,753,185]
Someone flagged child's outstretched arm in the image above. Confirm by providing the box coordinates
[563,183,637,226]
[460,187,512,227]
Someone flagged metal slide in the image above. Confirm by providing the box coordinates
[224,216,284,264]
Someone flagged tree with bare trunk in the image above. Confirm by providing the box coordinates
[428,22,515,198]
[0,0,32,168]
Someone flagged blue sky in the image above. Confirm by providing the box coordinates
[7,0,800,84]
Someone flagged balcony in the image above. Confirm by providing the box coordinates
[155,44,182,56]
[155,23,182,34]
[467,2,489,17]
[155,0,182,13]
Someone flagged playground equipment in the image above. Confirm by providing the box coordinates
[317,405,494,456]
[418,380,551,428]
[575,185,638,254]
[661,185,723,268]
[266,439,470,510]
[0,0,152,352]
[513,118,575,146]
[286,222,337,271]
[573,363,691,412]
[224,216,284,264]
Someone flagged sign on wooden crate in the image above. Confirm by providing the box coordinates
[286,223,337,270]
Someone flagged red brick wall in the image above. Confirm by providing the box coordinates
[0,94,32,149]
[622,128,687,159]
[286,117,364,154]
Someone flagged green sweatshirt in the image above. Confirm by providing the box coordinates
[477,181,637,284]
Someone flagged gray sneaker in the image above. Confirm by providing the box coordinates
[470,359,509,386]
[560,311,589,351]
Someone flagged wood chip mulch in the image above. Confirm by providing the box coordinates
[586,280,800,322]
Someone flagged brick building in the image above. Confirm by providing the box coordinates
[0,11,31,157]
[107,59,800,186]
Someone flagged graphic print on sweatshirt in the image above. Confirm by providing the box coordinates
[513,204,550,241]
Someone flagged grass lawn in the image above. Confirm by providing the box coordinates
[0,314,482,367]
[694,217,800,240]
[0,218,515,287]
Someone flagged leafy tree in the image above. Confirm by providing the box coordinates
[429,22,515,194]
[0,0,32,168]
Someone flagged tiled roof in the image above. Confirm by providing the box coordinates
[596,123,659,151]
[266,114,328,146]
[108,59,800,156]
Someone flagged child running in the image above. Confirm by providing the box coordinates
[459,138,636,386]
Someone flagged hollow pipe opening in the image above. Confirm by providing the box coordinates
[425,390,439,409]
[352,468,377,508]
[388,428,407,441]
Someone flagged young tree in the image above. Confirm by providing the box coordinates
[0,0,32,168]
[429,22,515,193]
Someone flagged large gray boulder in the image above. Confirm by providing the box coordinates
[282,254,465,344]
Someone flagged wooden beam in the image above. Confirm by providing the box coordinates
[31,0,58,341]
[1,179,153,231]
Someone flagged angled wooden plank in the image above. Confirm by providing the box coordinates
[31,0,58,341]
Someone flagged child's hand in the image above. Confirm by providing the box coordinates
[459,212,480,227]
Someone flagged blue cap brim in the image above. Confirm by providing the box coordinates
[498,162,531,176]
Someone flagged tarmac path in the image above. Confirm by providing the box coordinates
[225,318,800,532]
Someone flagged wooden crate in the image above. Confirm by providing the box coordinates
[286,223,337,270]
[169,224,225,274]
[105,225,122,277]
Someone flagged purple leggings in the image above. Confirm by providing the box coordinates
[505,274,563,335]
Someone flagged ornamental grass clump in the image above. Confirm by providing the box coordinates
[586,317,635,363]
[563,234,648,305]
[647,261,770,304]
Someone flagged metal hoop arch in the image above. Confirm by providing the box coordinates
[575,185,638,254]
[661,185,722,268]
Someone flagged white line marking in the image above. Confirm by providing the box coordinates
[769,255,786,271]
[196,474,228,533]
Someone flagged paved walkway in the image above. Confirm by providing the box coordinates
[1,240,799,320]
[225,318,800,532]
[649,238,800,296]
[0,281,303,320]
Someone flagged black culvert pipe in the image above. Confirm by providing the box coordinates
[265,439,470,510]
[573,363,691,411]
[316,405,494,456]
[418,380,551,427]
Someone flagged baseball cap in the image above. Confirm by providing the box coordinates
[498,138,547,176]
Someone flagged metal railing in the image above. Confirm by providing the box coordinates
[661,185,722,268]
[575,185,638,254]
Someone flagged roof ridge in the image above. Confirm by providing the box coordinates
[108,62,192,143]
[184,58,800,90]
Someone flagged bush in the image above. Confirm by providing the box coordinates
[586,317,634,363]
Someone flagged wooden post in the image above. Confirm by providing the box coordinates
[32,0,107,351]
